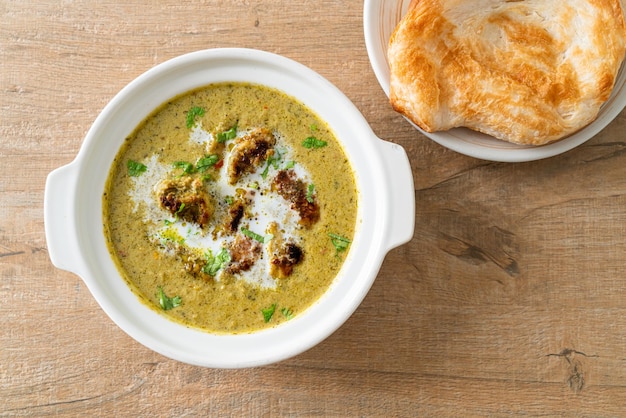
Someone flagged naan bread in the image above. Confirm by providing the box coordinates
[388,0,626,145]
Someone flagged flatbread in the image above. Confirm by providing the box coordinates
[388,0,626,145]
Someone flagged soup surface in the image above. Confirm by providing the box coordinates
[103,82,358,333]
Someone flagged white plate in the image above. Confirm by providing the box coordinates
[363,0,626,162]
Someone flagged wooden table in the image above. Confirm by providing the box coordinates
[3,1,626,416]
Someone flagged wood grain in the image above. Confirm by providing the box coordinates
[3,0,626,416]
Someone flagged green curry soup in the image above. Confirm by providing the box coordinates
[103,82,358,334]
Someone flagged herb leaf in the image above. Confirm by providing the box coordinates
[262,304,277,323]
[202,247,231,276]
[217,124,237,142]
[281,307,294,320]
[127,160,147,177]
[196,155,220,172]
[173,161,195,175]
[306,183,315,203]
[302,136,327,149]
[241,227,268,243]
[186,106,205,128]
[328,233,351,255]
[157,286,182,310]
[261,148,282,179]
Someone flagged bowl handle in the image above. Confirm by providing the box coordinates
[376,139,415,251]
[44,162,85,276]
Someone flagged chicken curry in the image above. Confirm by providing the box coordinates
[103,82,358,334]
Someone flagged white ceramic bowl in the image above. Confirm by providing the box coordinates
[364,0,626,162]
[44,48,415,368]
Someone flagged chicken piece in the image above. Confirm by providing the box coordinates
[227,127,276,185]
[214,188,255,237]
[179,247,206,276]
[225,189,256,234]
[157,176,213,227]
[266,222,303,279]
[153,234,209,277]
[271,170,320,227]
[225,200,245,233]
[226,233,262,274]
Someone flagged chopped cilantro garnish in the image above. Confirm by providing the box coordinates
[196,155,220,172]
[284,161,296,169]
[261,165,270,179]
[186,106,205,129]
[173,161,194,175]
[224,196,234,205]
[202,247,231,276]
[217,124,237,142]
[328,233,351,255]
[127,160,147,177]
[306,183,315,203]
[241,227,269,243]
[262,304,277,323]
[261,148,282,179]
[157,286,181,310]
[281,307,294,320]
[176,202,186,215]
[302,136,327,149]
